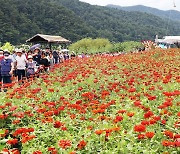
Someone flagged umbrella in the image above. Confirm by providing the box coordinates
[30,44,41,51]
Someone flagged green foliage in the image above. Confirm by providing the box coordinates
[0,129,6,151]
[110,43,125,53]
[1,42,15,52]
[69,38,113,54]
[70,39,143,54]
[120,41,143,52]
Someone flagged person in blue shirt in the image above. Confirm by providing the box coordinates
[0,51,14,86]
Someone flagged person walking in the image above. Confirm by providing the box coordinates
[47,52,55,68]
[45,47,50,57]
[32,48,41,65]
[39,52,50,72]
[59,52,64,63]
[15,49,27,82]
[0,51,14,91]
[70,51,76,59]
[26,55,37,79]
[52,50,59,64]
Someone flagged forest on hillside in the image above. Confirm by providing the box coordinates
[0,0,180,44]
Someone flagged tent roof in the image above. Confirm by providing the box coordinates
[163,36,180,44]
[157,36,180,44]
[26,34,71,43]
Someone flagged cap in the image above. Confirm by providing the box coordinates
[28,55,33,59]
[3,51,10,56]
[16,49,22,53]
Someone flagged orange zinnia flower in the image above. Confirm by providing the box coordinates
[95,130,103,135]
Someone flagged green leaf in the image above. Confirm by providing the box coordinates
[0,129,5,135]
[0,144,5,151]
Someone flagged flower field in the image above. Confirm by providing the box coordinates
[0,49,180,154]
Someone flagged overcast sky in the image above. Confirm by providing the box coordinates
[79,0,180,11]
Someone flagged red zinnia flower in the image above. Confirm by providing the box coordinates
[141,120,150,126]
[138,134,145,139]
[61,126,67,131]
[174,134,180,139]
[164,130,174,139]
[48,88,54,92]
[161,119,166,125]
[48,147,58,154]
[128,87,136,93]
[145,132,155,138]
[118,109,126,114]
[33,151,42,154]
[77,140,87,150]
[134,124,146,132]
[12,120,21,124]
[174,141,180,147]
[134,101,141,107]
[144,111,154,119]
[58,139,71,149]
[147,95,156,101]
[162,140,172,147]
[54,121,63,128]
[7,139,18,145]
[113,115,123,123]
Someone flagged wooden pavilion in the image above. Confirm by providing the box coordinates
[26,34,71,49]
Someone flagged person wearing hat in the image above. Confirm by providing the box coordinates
[15,49,27,82]
[26,55,37,79]
[0,50,14,87]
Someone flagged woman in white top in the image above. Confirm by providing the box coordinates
[15,49,27,82]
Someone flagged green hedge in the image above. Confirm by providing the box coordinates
[69,38,144,54]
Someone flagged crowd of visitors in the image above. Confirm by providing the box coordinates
[0,47,76,91]
[0,43,153,92]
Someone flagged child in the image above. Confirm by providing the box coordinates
[26,55,37,78]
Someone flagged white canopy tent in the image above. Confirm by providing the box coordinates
[156,36,180,44]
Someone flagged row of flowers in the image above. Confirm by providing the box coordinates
[0,49,179,153]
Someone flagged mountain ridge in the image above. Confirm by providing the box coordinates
[107,4,180,22]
